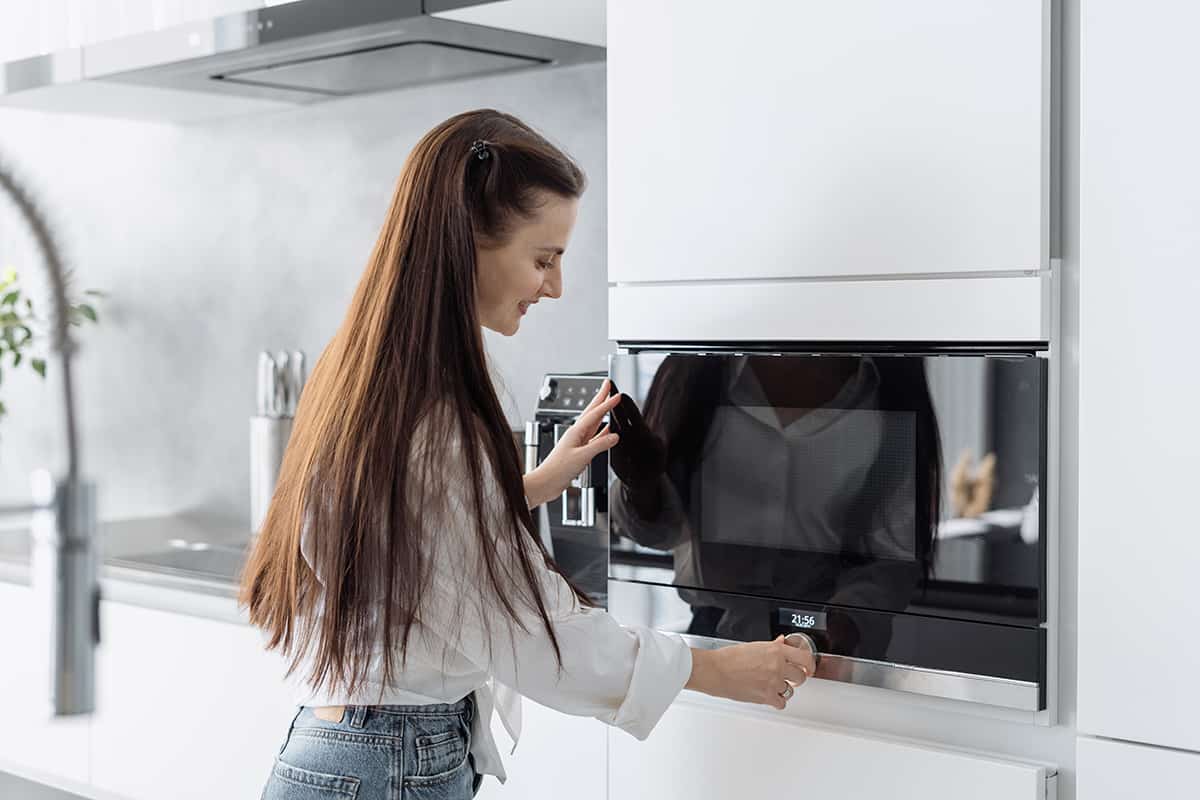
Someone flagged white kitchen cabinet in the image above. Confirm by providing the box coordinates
[0,1,84,63]
[432,0,605,47]
[608,0,1051,285]
[1077,737,1200,800]
[608,699,1055,800]
[88,599,296,800]
[1076,0,1200,754]
[609,274,1048,343]
[475,698,606,800]
[0,583,90,785]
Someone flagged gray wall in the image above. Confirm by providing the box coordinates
[0,63,608,524]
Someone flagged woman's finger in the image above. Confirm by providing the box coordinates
[585,426,619,457]
[784,663,810,686]
[582,379,612,414]
[573,393,621,438]
[781,636,817,670]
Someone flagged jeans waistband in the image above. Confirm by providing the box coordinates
[324,694,474,730]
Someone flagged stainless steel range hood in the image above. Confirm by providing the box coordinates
[0,0,604,123]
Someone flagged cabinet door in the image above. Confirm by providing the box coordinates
[475,698,606,800]
[0,583,90,783]
[1077,0,1200,754]
[608,700,1051,800]
[89,601,297,800]
[608,0,1049,284]
[1077,737,1200,800]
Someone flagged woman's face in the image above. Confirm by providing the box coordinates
[475,192,579,336]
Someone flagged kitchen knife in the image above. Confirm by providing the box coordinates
[257,351,275,417]
[289,351,306,416]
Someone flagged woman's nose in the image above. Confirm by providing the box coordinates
[542,271,563,299]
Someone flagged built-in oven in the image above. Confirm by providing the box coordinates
[604,345,1048,712]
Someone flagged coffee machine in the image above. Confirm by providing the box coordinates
[523,372,610,605]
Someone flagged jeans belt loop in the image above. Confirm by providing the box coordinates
[350,705,368,729]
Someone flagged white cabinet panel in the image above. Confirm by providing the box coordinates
[89,601,296,800]
[1077,0,1200,754]
[609,700,1053,800]
[0,1,83,62]
[610,274,1047,342]
[434,0,605,47]
[1077,737,1200,800]
[0,583,89,784]
[475,699,606,800]
[609,0,1049,284]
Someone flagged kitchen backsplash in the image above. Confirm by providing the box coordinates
[0,62,608,524]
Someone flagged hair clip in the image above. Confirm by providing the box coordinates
[470,139,491,161]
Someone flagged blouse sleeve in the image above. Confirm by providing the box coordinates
[416,429,693,740]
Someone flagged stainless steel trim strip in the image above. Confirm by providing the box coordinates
[606,576,1041,712]
[677,633,1040,712]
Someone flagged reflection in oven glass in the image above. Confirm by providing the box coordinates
[608,353,1044,659]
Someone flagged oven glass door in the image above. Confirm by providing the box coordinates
[607,352,1047,648]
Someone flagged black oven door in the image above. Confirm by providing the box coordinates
[607,351,1047,667]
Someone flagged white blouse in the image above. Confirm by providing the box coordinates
[292,421,693,783]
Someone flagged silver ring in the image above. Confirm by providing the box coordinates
[779,683,795,700]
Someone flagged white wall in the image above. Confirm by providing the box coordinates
[0,62,609,525]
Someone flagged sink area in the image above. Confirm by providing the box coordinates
[0,515,253,594]
[110,540,250,585]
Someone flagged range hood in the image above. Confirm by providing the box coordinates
[0,0,605,123]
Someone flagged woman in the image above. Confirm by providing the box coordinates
[242,109,815,800]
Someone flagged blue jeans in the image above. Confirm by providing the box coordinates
[262,697,482,800]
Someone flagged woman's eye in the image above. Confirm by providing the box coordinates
[538,260,554,270]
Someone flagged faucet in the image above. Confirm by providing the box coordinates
[0,154,98,716]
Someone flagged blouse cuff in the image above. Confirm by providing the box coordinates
[610,628,693,740]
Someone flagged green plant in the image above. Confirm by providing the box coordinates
[0,266,104,424]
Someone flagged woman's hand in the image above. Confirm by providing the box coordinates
[686,636,817,710]
[524,380,621,508]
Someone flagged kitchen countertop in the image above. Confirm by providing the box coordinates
[0,514,253,623]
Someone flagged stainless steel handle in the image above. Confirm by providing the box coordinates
[554,423,595,527]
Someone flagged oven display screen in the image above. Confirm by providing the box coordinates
[778,608,828,632]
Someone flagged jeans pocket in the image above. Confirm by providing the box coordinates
[263,758,361,800]
[414,729,467,779]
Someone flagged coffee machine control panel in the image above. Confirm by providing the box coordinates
[535,374,607,415]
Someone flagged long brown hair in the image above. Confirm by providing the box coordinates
[241,109,588,695]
